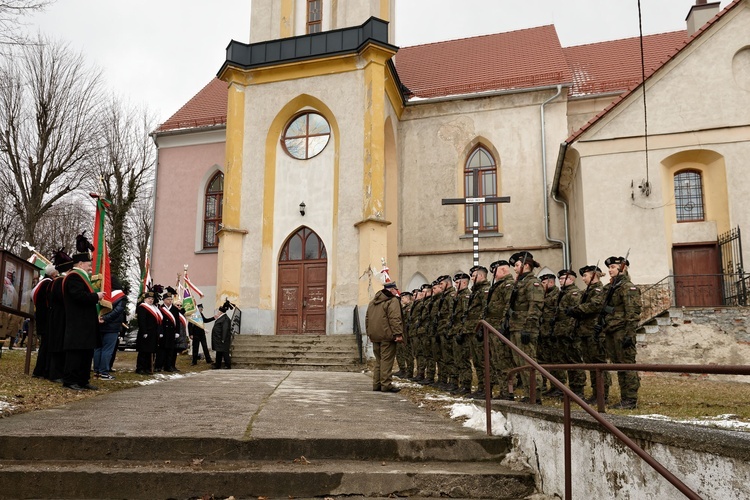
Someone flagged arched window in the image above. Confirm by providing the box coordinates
[282,111,331,160]
[464,146,498,232]
[203,172,224,249]
[307,0,322,34]
[674,170,705,222]
[280,227,327,261]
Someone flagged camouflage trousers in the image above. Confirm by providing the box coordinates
[536,335,557,389]
[431,335,443,381]
[509,332,543,399]
[440,335,459,383]
[454,335,472,389]
[578,335,610,398]
[415,335,430,379]
[490,334,515,397]
[468,334,486,392]
[550,336,586,395]
[396,338,413,377]
[423,336,437,380]
[604,329,639,400]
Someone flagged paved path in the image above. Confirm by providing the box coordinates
[0,370,482,441]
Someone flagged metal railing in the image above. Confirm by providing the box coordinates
[477,320,750,500]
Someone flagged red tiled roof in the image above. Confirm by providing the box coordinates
[563,31,688,98]
[395,25,573,99]
[156,78,228,133]
[565,0,743,144]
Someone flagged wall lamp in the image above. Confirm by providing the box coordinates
[299,201,306,216]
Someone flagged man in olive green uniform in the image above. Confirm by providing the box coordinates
[566,265,610,403]
[450,272,471,395]
[395,291,414,378]
[417,283,436,384]
[508,251,544,404]
[433,275,454,389]
[599,256,641,409]
[538,273,560,393]
[464,265,491,399]
[551,269,586,397]
[409,286,426,381]
[483,260,516,400]
[365,281,404,393]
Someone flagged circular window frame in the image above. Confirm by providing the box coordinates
[281,111,331,160]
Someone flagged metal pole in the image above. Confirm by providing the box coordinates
[564,394,572,500]
[484,325,492,436]
[596,368,606,413]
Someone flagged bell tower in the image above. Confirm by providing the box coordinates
[250,0,395,43]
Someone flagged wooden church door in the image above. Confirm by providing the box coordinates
[276,227,328,334]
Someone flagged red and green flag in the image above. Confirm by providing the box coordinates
[91,194,113,310]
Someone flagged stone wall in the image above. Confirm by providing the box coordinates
[499,403,750,500]
[674,307,750,343]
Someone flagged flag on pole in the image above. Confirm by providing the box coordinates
[182,286,204,330]
[184,271,204,298]
[91,195,113,310]
[379,258,399,296]
[139,255,151,299]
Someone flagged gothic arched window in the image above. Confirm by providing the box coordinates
[674,170,705,222]
[464,146,498,232]
[203,172,224,249]
[280,227,327,261]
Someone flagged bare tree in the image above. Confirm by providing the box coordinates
[91,98,156,281]
[127,192,154,295]
[0,0,53,47]
[33,194,92,259]
[0,35,103,257]
[0,184,22,252]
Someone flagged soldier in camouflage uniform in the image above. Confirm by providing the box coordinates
[599,256,641,409]
[463,265,491,398]
[483,259,516,401]
[566,265,610,403]
[395,291,414,378]
[433,275,454,389]
[538,273,560,393]
[450,272,472,395]
[551,269,586,397]
[507,251,544,404]
[415,283,434,383]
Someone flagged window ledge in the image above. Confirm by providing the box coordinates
[460,232,504,240]
[195,248,219,254]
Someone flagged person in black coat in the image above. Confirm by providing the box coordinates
[211,299,234,369]
[62,253,104,391]
[189,304,214,365]
[136,290,161,374]
[47,250,74,382]
[31,265,58,378]
[155,289,178,372]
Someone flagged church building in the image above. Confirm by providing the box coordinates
[150,0,750,334]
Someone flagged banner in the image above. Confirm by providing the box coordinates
[92,195,113,311]
[184,271,204,298]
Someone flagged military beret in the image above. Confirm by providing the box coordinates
[579,265,603,276]
[436,275,452,283]
[605,256,629,267]
[384,282,398,289]
[557,269,577,278]
[400,291,413,297]
[538,273,556,282]
[489,260,509,273]
[509,251,541,268]
[431,280,439,287]
[469,265,488,275]
[453,272,470,281]
[411,289,419,295]
[421,283,433,290]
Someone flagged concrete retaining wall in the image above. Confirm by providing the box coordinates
[497,404,750,500]
[674,307,750,342]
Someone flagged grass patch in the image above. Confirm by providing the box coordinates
[0,348,211,417]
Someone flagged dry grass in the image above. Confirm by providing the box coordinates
[0,348,211,417]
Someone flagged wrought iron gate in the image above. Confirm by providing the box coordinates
[718,226,747,306]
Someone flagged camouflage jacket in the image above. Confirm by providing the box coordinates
[450,287,471,336]
[464,280,490,336]
[553,284,581,337]
[508,272,544,335]
[417,296,434,337]
[484,275,515,331]
[569,282,605,336]
[401,303,412,341]
[435,287,456,337]
[540,286,560,338]
[601,273,642,335]
[408,299,424,338]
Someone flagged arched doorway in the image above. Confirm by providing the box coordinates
[277,227,328,334]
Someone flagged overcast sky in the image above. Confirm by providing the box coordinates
[22,0,726,124]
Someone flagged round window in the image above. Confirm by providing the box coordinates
[282,112,331,160]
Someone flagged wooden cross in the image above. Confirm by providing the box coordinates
[442,177,510,267]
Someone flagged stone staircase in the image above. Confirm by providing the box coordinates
[637,308,680,343]
[231,334,364,371]
[0,435,535,499]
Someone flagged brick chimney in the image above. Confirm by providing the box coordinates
[685,0,721,36]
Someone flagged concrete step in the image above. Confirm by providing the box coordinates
[642,324,660,334]
[231,335,361,370]
[1,459,535,499]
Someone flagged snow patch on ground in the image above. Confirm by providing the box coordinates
[136,372,197,386]
[0,398,16,413]
[447,402,511,436]
[635,413,750,432]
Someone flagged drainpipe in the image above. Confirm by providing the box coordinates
[540,85,570,268]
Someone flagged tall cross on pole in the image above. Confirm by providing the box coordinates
[442,174,510,267]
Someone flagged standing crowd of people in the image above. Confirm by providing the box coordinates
[368,251,642,409]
